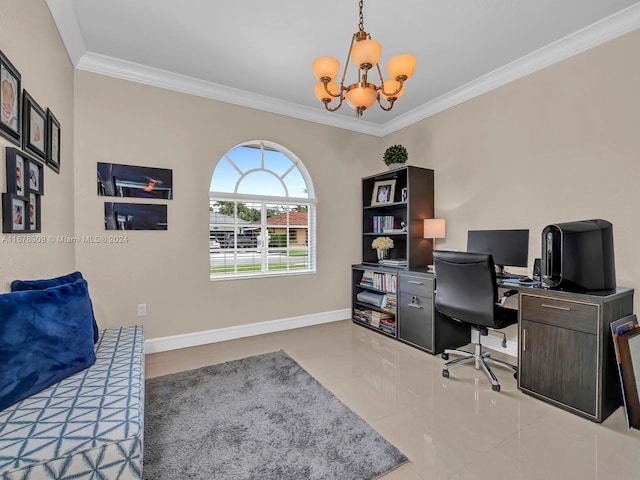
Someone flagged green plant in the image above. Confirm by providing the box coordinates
[383,145,408,166]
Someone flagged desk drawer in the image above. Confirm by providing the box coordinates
[521,294,598,335]
[399,274,433,298]
[399,293,433,351]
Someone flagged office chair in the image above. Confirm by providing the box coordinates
[433,251,518,392]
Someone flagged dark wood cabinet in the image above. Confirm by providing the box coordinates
[398,271,469,354]
[518,288,633,422]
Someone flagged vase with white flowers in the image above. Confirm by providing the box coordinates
[372,236,394,261]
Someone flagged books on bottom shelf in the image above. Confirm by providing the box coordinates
[353,308,396,335]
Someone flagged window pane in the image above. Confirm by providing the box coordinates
[210,157,240,193]
[283,168,308,198]
[238,171,285,196]
[227,145,261,172]
[263,149,294,176]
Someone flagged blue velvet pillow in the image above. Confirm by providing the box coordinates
[11,271,99,343]
[0,279,97,412]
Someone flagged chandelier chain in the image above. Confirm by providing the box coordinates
[358,0,364,32]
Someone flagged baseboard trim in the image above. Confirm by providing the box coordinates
[480,335,518,358]
[145,308,351,354]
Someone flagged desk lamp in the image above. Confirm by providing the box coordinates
[424,219,446,273]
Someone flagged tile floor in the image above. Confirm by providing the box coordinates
[145,320,640,479]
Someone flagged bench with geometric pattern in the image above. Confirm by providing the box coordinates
[0,326,145,479]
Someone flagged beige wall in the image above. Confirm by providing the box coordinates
[0,0,76,288]
[3,1,639,340]
[73,72,377,338]
[383,28,640,312]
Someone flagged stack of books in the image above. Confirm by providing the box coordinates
[379,258,408,267]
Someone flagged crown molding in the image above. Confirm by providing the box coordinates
[49,2,640,138]
[75,53,382,136]
[378,3,640,136]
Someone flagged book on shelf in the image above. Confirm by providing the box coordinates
[379,259,408,267]
[372,215,400,234]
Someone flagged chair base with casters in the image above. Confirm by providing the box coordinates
[441,326,517,392]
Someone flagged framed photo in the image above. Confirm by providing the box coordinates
[617,326,640,429]
[97,162,173,199]
[0,49,21,145]
[22,90,46,162]
[370,179,396,206]
[28,157,44,194]
[6,147,44,195]
[28,192,41,232]
[104,202,168,230]
[46,108,60,173]
[2,193,27,233]
[401,187,408,203]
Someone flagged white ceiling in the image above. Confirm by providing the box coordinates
[47,0,640,136]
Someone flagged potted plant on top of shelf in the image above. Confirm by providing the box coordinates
[383,145,408,170]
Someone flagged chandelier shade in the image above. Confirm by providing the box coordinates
[388,54,416,81]
[312,56,340,81]
[311,0,416,118]
[351,39,382,69]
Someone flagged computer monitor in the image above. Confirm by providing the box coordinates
[467,229,529,277]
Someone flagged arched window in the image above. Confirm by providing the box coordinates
[209,141,317,279]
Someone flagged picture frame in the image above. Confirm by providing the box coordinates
[6,147,44,196]
[28,192,41,232]
[370,179,396,206]
[46,108,60,173]
[401,187,408,203]
[611,314,639,429]
[97,162,173,199]
[617,325,640,429]
[5,147,25,195]
[28,156,44,194]
[0,49,21,145]
[22,90,46,162]
[2,193,27,233]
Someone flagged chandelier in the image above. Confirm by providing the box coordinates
[312,0,416,118]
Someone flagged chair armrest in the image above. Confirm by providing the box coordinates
[497,289,518,307]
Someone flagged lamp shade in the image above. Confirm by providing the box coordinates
[424,219,446,239]
[388,54,416,80]
[381,79,404,100]
[351,39,382,69]
[345,84,377,109]
[314,81,339,102]
[312,56,340,81]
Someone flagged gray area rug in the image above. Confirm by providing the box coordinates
[143,350,408,480]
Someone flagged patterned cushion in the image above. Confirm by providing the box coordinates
[0,326,145,480]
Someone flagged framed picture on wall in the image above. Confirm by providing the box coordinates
[46,108,60,173]
[370,179,396,206]
[22,90,46,162]
[28,192,40,232]
[6,147,44,196]
[2,193,27,233]
[0,49,21,146]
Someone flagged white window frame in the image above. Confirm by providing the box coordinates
[209,141,317,280]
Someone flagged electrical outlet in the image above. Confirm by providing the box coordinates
[137,304,147,317]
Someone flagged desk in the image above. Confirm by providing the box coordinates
[498,282,634,422]
[353,265,634,422]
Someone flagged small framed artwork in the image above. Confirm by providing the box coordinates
[371,179,396,206]
[46,109,60,173]
[617,325,640,430]
[2,193,27,233]
[401,187,408,203]
[28,157,44,194]
[0,49,21,145]
[22,90,46,162]
[28,192,41,232]
[5,147,25,195]
[6,147,44,195]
